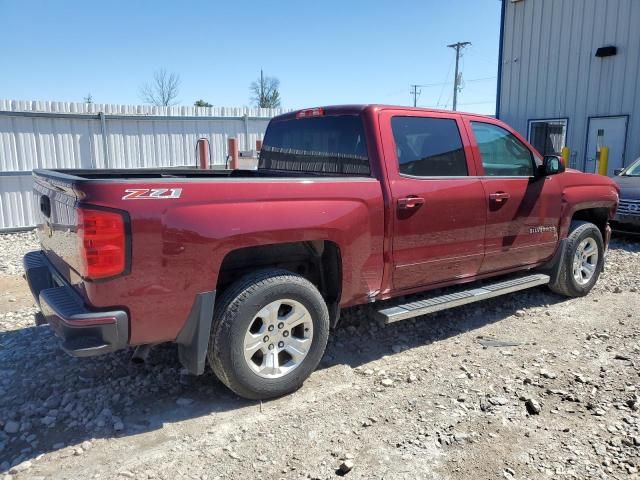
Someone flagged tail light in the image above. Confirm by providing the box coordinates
[77,207,127,280]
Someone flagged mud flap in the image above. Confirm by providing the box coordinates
[176,291,216,375]
[539,239,567,285]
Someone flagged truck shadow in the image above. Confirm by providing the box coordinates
[0,286,566,471]
[610,234,640,251]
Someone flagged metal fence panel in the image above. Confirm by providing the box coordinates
[0,99,288,230]
[0,174,35,230]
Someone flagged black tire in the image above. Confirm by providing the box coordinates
[208,269,329,400]
[548,221,604,297]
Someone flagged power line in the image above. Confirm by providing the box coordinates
[466,45,499,66]
[436,57,454,108]
[410,73,495,109]
[466,76,497,83]
[422,100,495,108]
[456,100,495,106]
[382,87,410,98]
[411,75,496,108]
[443,91,453,110]
[411,76,495,90]
[447,41,471,111]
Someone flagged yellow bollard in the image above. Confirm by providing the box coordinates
[598,146,609,176]
[561,146,570,167]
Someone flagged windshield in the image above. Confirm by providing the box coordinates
[623,157,640,176]
[259,115,370,176]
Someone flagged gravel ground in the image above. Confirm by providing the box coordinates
[0,231,39,276]
[0,232,639,479]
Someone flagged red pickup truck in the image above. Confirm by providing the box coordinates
[24,105,619,399]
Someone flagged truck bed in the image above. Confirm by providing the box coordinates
[30,165,385,347]
[33,167,356,181]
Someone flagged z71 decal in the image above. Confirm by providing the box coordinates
[122,188,182,200]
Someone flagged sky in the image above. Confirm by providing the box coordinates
[0,0,502,114]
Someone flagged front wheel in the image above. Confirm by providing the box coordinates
[548,221,604,297]
[208,270,329,400]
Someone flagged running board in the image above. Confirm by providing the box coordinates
[376,273,550,324]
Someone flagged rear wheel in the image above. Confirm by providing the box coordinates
[208,270,329,400]
[548,221,604,297]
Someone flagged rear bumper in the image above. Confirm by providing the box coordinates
[23,250,129,357]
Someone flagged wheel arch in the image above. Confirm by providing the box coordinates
[560,200,614,243]
[175,240,343,376]
[215,240,343,326]
[569,207,609,239]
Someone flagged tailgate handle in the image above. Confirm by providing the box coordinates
[40,195,51,218]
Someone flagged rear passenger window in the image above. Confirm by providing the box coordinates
[470,121,534,176]
[391,116,468,177]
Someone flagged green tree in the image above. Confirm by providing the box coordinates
[194,99,213,107]
[250,69,281,108]
[83,93,93,104]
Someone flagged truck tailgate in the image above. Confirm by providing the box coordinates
[32,173,83,282]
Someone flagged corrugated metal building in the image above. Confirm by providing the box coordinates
[0,100,288,230]
[497,0,640,175]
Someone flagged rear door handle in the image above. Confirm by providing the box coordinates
[489,192,511,202]
[398,196,425,209]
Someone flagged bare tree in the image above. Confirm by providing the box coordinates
[250,70,281,108]
[140,69,181,106]
[83,93,93,104]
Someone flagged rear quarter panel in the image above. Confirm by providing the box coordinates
[79,177,384,344]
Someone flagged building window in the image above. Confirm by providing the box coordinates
[527,118,568,156]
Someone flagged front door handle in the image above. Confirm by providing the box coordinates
[398,196,425,209]
[489,192,511,203]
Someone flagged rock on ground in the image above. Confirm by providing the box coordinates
[0,232,639,479]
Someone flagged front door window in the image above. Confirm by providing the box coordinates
[470,121,535,177]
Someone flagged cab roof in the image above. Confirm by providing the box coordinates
[272,104,496,121]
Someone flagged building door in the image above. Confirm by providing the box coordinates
[585,116,628,176]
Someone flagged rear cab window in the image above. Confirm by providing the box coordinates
[391,116,468,177]
[259,115,370,175]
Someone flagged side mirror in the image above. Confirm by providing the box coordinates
[539,155,565,176]
[613,168,624,176]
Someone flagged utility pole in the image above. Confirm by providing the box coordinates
[447,41,471,111]
[260,69,264,105]
[409,84,421,107]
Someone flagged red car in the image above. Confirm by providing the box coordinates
[24,105,619,399]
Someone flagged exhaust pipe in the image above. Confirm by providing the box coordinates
[131,344,153,364]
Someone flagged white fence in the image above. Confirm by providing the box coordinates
[0,100,288,231]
